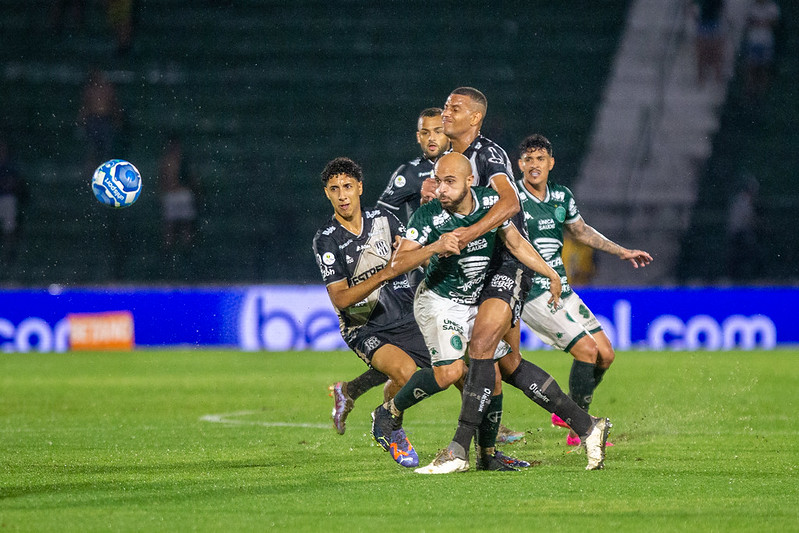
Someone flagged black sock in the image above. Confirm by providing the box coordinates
[477,393,502,449]
[569,360,597,412]
[452,358,494,451]
[594,365,608,388]
[347,368,388,401]
[392,367,444,412]
[505,358,593,436]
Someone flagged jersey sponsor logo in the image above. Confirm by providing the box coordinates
[466,238,488,253]
[486,146,506,165]
[322,226,336,236]
[322,252,336,265]
[351,263,387,285]
[482,195,499,207]
[533,237,562,260]
[365,209,381,219]
[339,239,353,249]
[394,175,406,188]
[538,218,556,231]
[432,211,451,227]
[356,244,371,252]
[392,279,410,290]
[546,257,564,268]
[320,265,335,278]
[551,191,565,202]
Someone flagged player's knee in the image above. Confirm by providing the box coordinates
[434,361,465,388]
[571,337,599,364]
[598,345,616,368]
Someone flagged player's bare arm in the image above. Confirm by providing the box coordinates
[326,262,398,310]
[499,224,562,307]
[390,234,460,275]
[566,218,653,268]
[450,173,520,248]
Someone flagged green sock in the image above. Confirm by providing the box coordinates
[477,393,503,449]
[393,367,444,412]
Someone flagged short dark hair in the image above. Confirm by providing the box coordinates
[451,87,487,113]
[518,134,553,157]
[418,107,443,121]
[321,157,363,186]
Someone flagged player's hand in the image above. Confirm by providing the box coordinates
[435,232,461,257]
[449,226,475,250]
[620,249,653,268]
[393,235,402,250]
[420,178,437,204]
[547,276,562,310]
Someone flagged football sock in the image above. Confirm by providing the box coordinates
[347,368,388,401]
[476,393,503,449]
[392,367,444,412]
[594,365,608,387]
[505,358,593,436]
[569,360,597,411]
[452,358,494,451]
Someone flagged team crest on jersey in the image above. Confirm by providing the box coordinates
[394,175,406,188]
[374,240,390,257]
[554,206,566,223]
[322,252,336,265]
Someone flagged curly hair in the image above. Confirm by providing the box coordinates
[518,134,553,157]
[321,157,363,186]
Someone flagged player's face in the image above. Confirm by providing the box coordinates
[435,170,473,214]
[324,173,362,221]
[518,148,555,189]
[416,114,449,159]
[442,94,479,139]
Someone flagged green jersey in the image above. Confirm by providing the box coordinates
[518,180,581,300]
[405,186,508,305]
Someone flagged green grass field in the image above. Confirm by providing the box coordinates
[2,349,798,532]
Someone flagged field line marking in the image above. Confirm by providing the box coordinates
[200,410,329,429]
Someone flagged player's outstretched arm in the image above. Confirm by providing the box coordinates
[499,224,561,307]
[391,234,460,275]
[450,173,520,249]
[566,218,653,268]
[326,264,398,310]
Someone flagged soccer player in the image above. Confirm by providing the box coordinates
[511,134,652,445]
[328,108,449,436]
[373,152,611,473]
[377,107,450,222]
[313,157,433,467]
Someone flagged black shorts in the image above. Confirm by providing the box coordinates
[348,319,432,369]
[478,255,532,327]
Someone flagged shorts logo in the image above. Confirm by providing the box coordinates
[491,275,514,291]
[395,175,406,188]
[363,336,381,353]
[450,334,463,351]
[322,252,336,265]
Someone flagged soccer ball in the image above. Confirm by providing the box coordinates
[91,159,142,208]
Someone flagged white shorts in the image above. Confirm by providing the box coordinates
[521,291,602,352]
[414,282,510,366]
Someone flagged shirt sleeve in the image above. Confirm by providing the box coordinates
[563,186,582,223]
[312,232,347,285]
[377,163,415,211]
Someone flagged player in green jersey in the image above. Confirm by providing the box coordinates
[371,152,612,473]
[510,134,652,446]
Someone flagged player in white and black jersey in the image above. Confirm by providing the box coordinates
[313,157,432,468]
[377,107,449,223]
[328,108,448,438]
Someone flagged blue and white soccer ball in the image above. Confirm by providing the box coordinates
[91,159,142,208]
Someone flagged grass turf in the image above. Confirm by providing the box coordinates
[1,349,798,531]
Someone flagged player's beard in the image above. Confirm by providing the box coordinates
[440,188,469,214]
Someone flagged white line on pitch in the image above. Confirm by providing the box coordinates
[200,410,330,429]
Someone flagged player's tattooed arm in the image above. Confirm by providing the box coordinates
[566,218,653,268]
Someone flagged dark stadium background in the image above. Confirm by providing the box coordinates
[1,0,796,286]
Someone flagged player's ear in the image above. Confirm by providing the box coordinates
[549,157,555,171]
[357,181,363,195]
